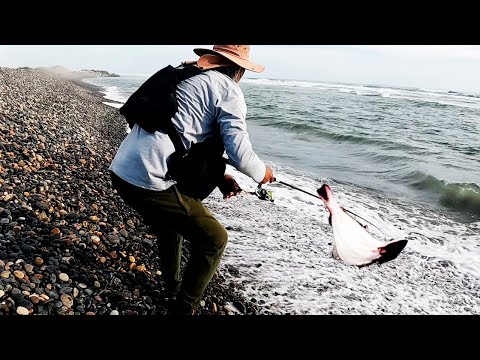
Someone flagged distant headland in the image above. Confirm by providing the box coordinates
[80,69,120,77]
[36,65,120,81]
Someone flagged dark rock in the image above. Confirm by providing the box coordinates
[75,252,87,263]
[11,288,22,296]
[107,235,120,244]
[142,239,154,248]
[48,258,59,266]
[17,299,34,310]
[227,265,240,277]
[20,244,33,254]
[59,286,72,295]
[97,307,107,316]
[233,301,245,314]
[9,245,20,252]
[77,274,89,284]
[65,213,80,220]
[46,265,57,273]
[35,201,49,211]
[37,305,49,315]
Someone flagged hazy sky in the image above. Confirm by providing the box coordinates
[1,45,480,93]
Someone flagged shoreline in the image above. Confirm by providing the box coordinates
[2,67,479,315]
[74,77,125,107]
[36,66,124,106]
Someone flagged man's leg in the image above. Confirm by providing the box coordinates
[155,231,183,298]
[171,192,228,314]
[110,173,187,298]
[110,172,228,314]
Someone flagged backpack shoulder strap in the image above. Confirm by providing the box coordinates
[165,62,203,156]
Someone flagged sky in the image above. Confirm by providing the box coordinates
[1,45,480,93]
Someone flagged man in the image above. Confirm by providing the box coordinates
[109,45,275,314]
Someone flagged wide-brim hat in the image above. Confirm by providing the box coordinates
[194,45,265,73]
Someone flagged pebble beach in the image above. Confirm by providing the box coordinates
[0,67,257,315]
[2,67,479,316]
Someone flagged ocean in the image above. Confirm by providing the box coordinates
[83,75,480,314]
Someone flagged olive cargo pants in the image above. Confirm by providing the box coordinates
[110,172,228,312]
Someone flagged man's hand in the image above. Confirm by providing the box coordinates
[259,165,275,184]
[218,175,243,199]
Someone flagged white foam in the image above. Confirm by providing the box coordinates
[243,78,480,110]
[103,101,123,109]
[204,163,480,314]
[87,75,480,314]
[99,86,129,104]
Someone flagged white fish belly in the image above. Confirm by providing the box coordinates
[331,210,384,266]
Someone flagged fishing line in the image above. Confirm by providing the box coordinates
[275,180,387,240]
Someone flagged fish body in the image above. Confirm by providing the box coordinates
[317,184,407,266]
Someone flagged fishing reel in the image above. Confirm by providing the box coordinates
[254,185,275,202]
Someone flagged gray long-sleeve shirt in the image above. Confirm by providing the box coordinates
[109,70,266,191]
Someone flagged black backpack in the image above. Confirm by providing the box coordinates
[119,62,201,133]
[119,63,227,200]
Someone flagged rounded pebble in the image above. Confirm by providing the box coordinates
[60,294,74,308]
[16,306,29,315]
[14,270,25,279]
[29,294,40,304]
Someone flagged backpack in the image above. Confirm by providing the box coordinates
[119,63,227,200]
[119,62,201,133]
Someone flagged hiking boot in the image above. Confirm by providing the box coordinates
[167,296,196,315]
[163,280,181,300]
[167,302,196,315]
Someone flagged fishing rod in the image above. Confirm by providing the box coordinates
[271,180,387,240]
[277,180,319,200]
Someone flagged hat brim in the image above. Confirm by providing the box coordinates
[194,48,265,73]
[197,54,236,71]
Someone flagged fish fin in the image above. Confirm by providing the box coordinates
[376,240,408,264]
[317,184,329,201]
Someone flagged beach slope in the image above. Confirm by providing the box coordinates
[0,67,255,315]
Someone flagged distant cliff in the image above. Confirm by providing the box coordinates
[81,69,120,77]
[36,66,121,81]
